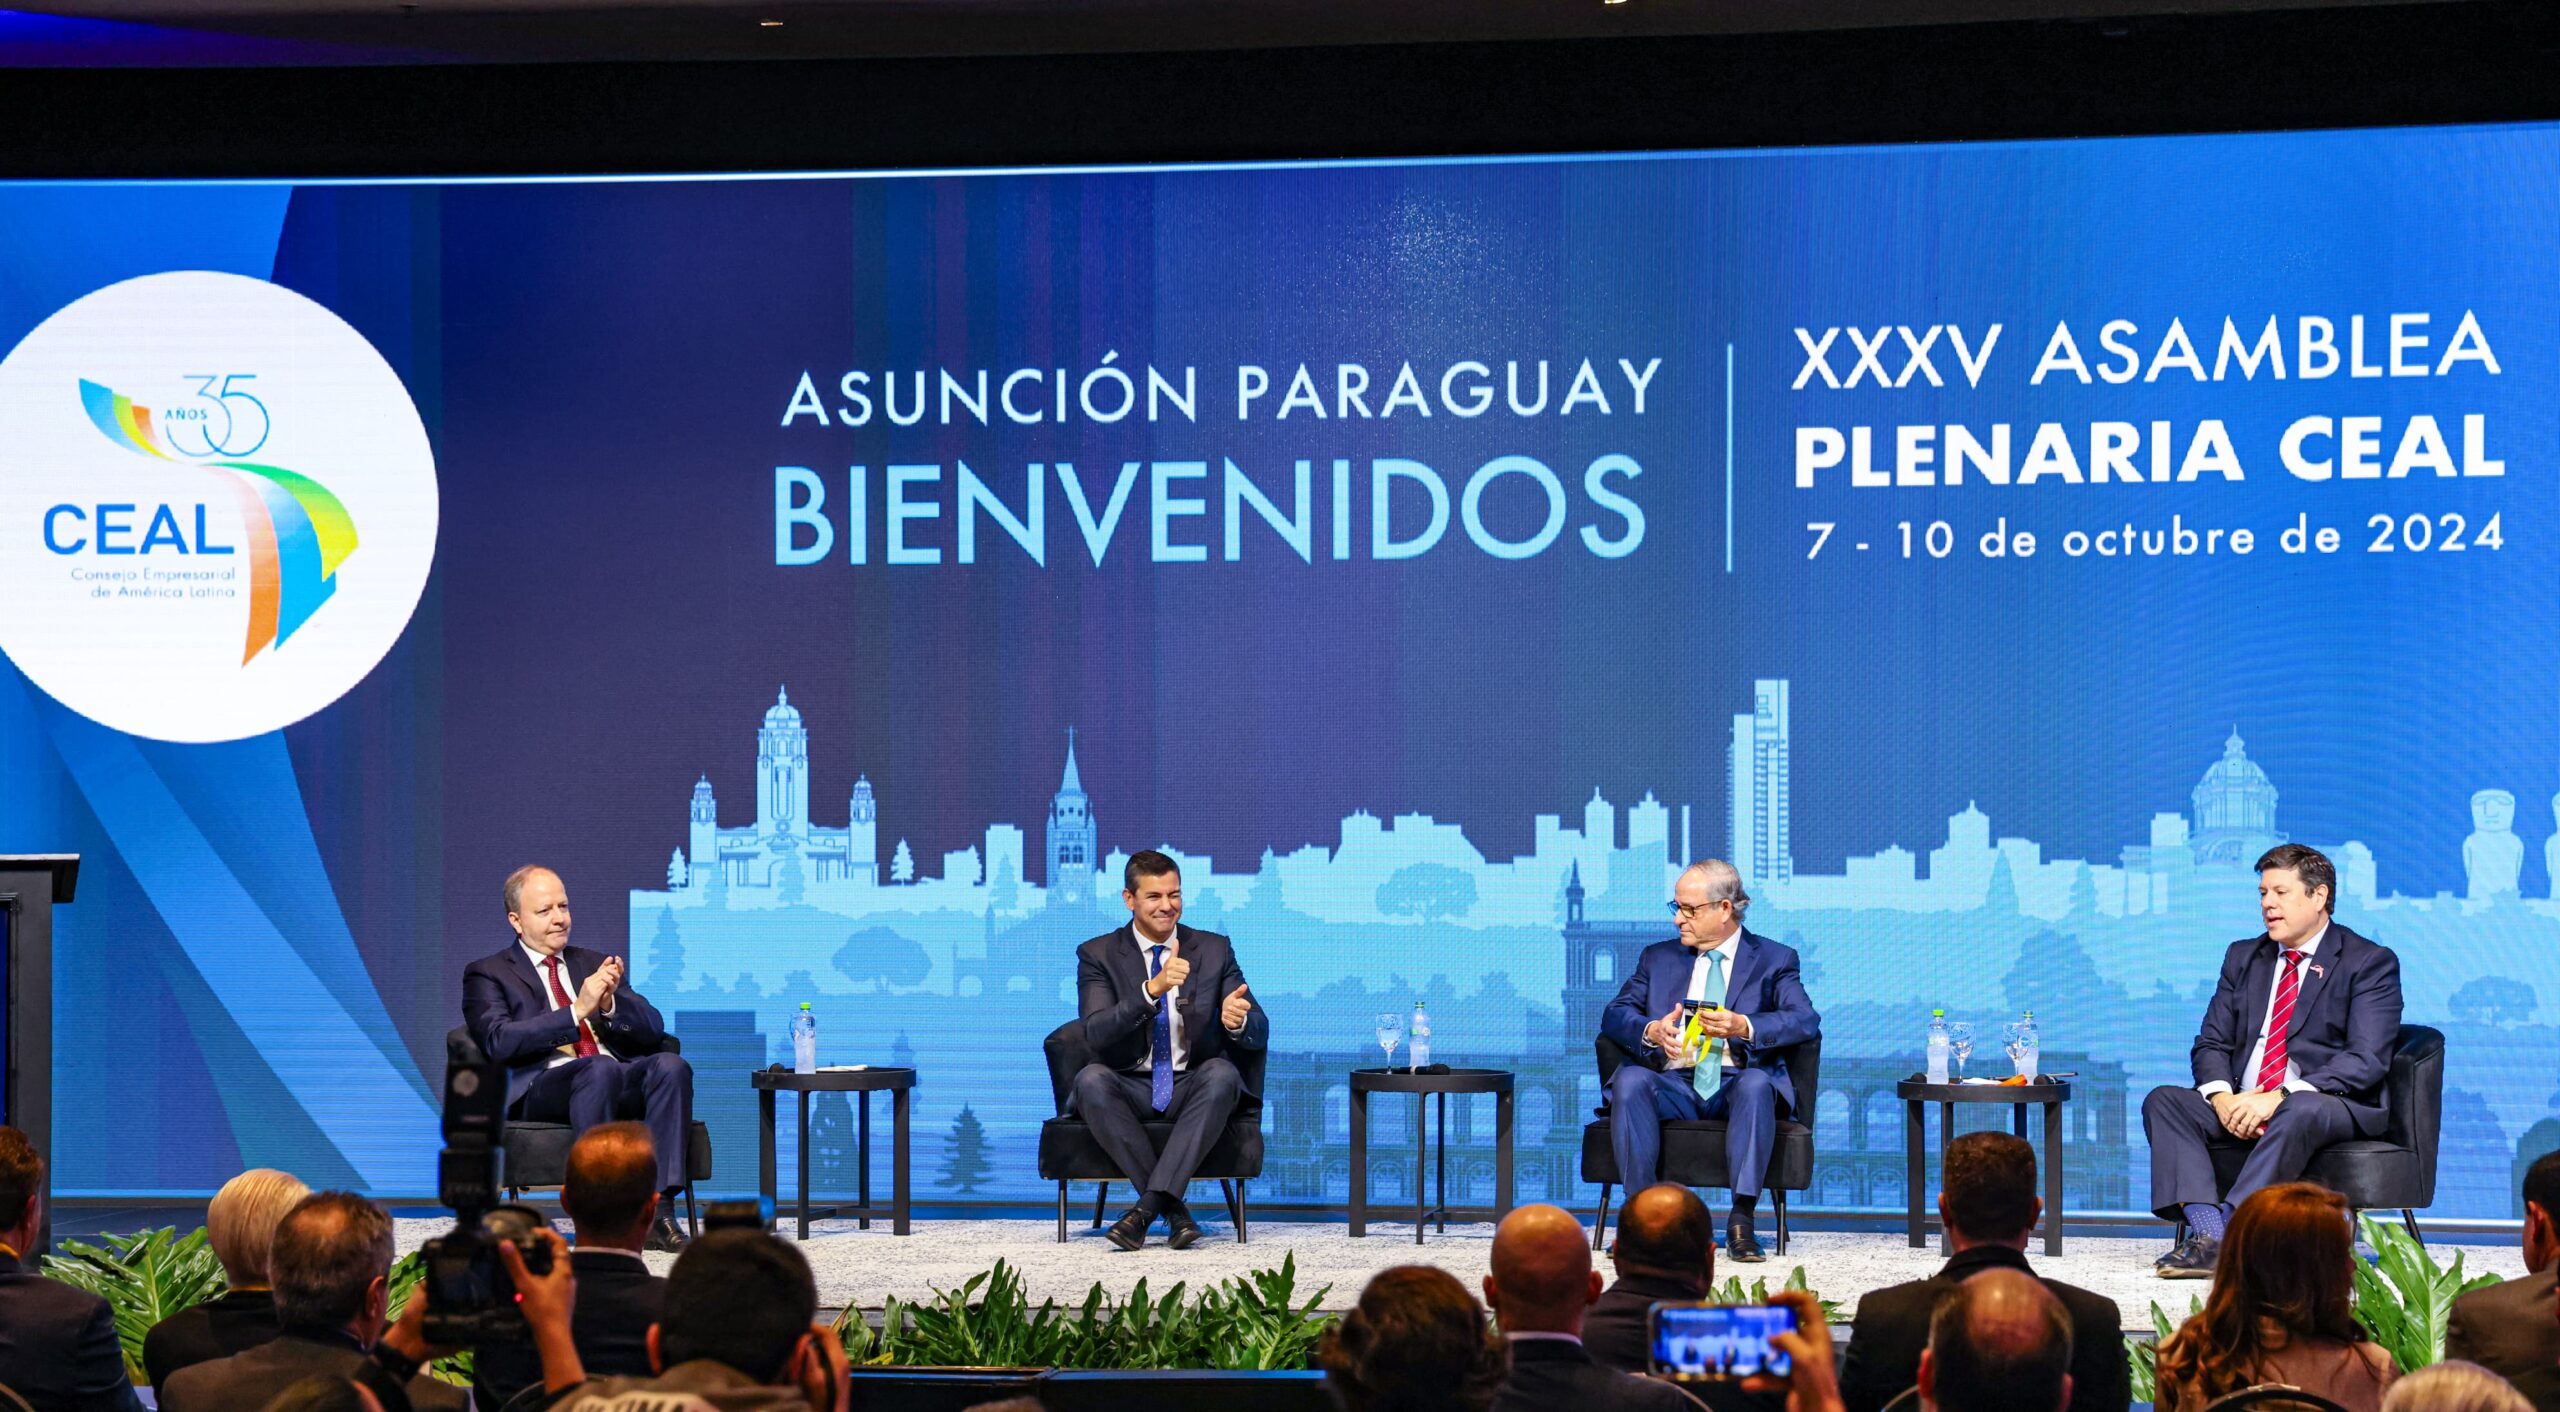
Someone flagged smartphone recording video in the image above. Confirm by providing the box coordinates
[1646,1300,1797,1382]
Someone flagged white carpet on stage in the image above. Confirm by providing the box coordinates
[394,1218,2531,1330]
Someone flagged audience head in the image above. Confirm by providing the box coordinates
[208,1168,311,1289]
[655,1228,820,1382]
[1484,1204,1602,1337]
[1940,1131,2041,1249]
[0,1126,42,1251]
[563,1122,660,1248]
[1612,1184,1714,1290]
[270,1192,397,1341]
[1918,1267,2073,1412]
[1318,1265,1507,1412]
[2521,1149,2560,1272]
[2155,1182,2373,1403]
[2383,1361,2533,1412]
[259,1374,384,1412]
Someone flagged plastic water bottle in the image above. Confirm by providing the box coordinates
[1926,1009,1950,1084]
[1408,1002,1431,1072]
[791,1003,817,1074]
[2015,1011,2040,1081]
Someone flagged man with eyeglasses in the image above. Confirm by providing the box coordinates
[1599,859,1820,1261]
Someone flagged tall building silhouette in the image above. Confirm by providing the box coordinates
[1046,728,1097,906]
[1730,679,1793,889]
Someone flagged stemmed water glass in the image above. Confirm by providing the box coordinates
[2001,1022,2028,1078]
[1376,1012,1403,1068]
[1947,1022,1975,1081]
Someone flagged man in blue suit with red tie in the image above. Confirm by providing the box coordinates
[462,865,695,1251]
[2141,843,2404,1276]
[1602,860,1820,1262]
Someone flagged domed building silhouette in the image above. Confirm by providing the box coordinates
[2189,727,2284,865]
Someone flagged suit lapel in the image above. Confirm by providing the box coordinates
[504,942,545,1005]
[1721,930,1762,1010]
[2286,927,2342,1038]
[2235,938,2277,1079]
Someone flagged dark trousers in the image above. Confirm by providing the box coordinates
[1068,1057,1242,1200]
[2142,1084,2357,1220]
[515,1051,695,1194]
[1608,1064,1783,1198]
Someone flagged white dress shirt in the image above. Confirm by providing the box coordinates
[520,940,616,1069]
[1132,928,1190,1072]
[2199,924,2327,1098]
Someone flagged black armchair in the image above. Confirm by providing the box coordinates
[1579,1032,1821,1253]
[2204,1023,2443,1243]
[1036,1019,1265,1243]
[443,1026,713,1234]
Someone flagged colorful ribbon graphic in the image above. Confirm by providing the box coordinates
[79,378,358,664]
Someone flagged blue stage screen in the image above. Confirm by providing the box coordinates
[1,124,2554,1217]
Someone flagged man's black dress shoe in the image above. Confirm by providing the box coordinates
[2156,1233,2219,1278]
[646,1214,690,1252]
[1105,1207,1152,1252]
[1164,1205,1202,1250]
[1725,1213,1766,1263]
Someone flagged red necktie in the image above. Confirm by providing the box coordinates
[544,956,602,1058]
[2256,950,2304,1091]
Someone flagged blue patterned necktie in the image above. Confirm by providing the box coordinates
[1689,950,1728,1095]
[1148,944,1174,1112]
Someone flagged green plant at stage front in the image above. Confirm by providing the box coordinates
[1708,1265,1843,1326]
[2125,1295,2200,1406]
[838,1252,1335,1370]
[42,1227,227,1385]
[2352,1213,2500,1373]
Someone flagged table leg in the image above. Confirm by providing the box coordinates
[797,1090,813,1240]
[892,1086,910,1236]
[1495,1090,1515,1221]
[1414,1090,1428,1246]
[760,1088,779,1234]
[1349,1087,1369,1238]
[1904,1098,1925,1248]
[2012,1103,2027,1139]
[1938,1101,1955,1254]
[1435,1092,1448,1234]
[858,1091,872,1231]
[2044,1100,2065,1256]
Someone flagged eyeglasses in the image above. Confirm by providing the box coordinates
[1669,900,1734,920]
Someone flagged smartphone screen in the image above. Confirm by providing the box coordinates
[1647,1301,1796,1381]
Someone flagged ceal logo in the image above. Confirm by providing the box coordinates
[0,272,438,743]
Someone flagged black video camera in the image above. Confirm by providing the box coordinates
[421,1047,556,1344]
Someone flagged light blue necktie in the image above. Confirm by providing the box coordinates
[1148,945,1174,1112]
[1690,950,1728,1094]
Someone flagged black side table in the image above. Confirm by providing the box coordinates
[755,1067,915,1238]
[1896,1077,2072,1255]
[1349,1067,1515,1244]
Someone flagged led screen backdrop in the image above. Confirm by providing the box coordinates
[0,124,2553,1215]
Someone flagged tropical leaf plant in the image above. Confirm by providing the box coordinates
[2351,1212,2501,1373]
[41,1226,226,1384]
[837,1253,1334,1370]
[2124,1295,2199,1405]
[1708,1265,1842,1326]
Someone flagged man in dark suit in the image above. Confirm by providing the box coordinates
[0,1127,141,1412]
[1837,1132,2126,1412]
[475,1123,672,1408]
[1602,859,1821,1261]
[2448,1149,2560,1377]
[1918,1269,2074,1412]
[1486,1204,1697,1412]
[1072,850,1269,1251]
[161,1192,466,1412]
[1585,1184,1715,1374]
[463,864,694,1251]
[2140,843,2404,1276]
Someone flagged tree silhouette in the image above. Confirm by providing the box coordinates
[2449,975,2539,1027]
[666,849,688,889]
[833,927,931,991]
[1377,863,1479,922]
[891,840,916,884]
[940,1105,993,1192]
[647,907,686,990]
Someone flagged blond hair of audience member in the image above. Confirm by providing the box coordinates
[208,1169,311,1288]
[2382,1361,2532,1412]
[1317,1265,1509,1412]
[2154,1183,2396,1412]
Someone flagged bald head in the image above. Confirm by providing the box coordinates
[1920,1268,2073,1412]
[563,1122,660,1249]
[1614,1184,1714,1290]
[1486,1204,1601,1336]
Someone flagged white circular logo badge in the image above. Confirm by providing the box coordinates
[0,272,438,743]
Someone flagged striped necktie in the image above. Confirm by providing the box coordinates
[2256,949,2305,1091]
